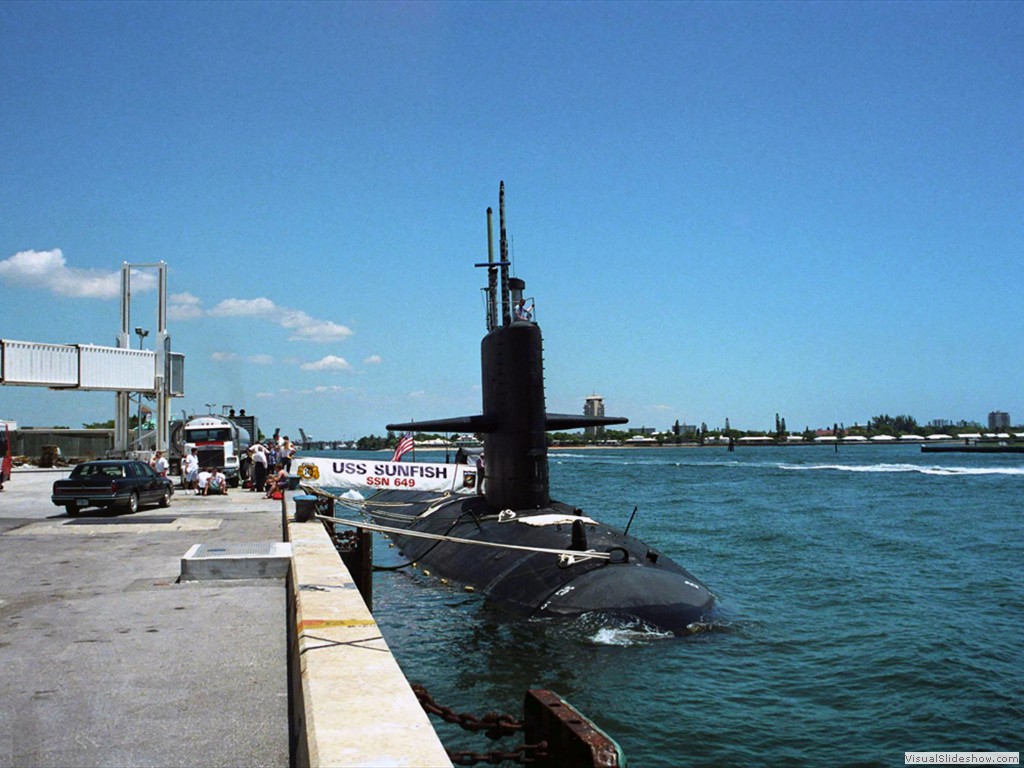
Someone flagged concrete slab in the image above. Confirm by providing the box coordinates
[181,541,292,580]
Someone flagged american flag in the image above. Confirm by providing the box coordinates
[391,433,414,462]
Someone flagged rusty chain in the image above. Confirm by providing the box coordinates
[412,684,523,739]
[412,684,549,765]
[447,742,548,765]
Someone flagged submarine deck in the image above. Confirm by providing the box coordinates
[359,488,714,631]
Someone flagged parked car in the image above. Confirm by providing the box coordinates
[51,460,174,516]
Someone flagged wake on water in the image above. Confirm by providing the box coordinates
[552,454,1024,476]
[531,610,734,647]
[779,462,1024,476]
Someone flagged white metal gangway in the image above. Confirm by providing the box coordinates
[0,262,184,453]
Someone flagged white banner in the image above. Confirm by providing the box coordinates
[293,457,479,494]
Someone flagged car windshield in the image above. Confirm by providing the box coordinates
[71,463,125,479]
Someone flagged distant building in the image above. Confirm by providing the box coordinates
[988,411,1011,430]
[583,395,605,437]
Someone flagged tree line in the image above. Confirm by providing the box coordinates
[351,412,1007,450]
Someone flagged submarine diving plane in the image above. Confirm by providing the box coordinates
[355,184,715,634]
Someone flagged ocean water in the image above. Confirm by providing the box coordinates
[314,445,1022,766]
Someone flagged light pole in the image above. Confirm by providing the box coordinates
[134,327,149,448]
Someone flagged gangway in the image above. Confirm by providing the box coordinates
[0,262,184,453]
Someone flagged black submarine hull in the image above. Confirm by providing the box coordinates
[359,182,716,636]
[364,489,714,634]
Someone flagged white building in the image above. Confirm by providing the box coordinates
[584,395,606,437]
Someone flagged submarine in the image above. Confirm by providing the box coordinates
[361,183,715,634]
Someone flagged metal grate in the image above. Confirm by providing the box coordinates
[192,542,278,558]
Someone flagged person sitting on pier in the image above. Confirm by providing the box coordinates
[264,463,288,499]
[196,468,212,496]
[208,468,227,495]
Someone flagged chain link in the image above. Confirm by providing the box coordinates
[412,685,549,765]
[413,684,523,739]
[447,741,548,765]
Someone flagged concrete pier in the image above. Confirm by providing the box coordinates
[287,508,451,767]
[0,468,451,767]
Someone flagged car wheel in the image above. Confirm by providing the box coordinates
[65,505,80,518]
[159,488,171,507]
[125,492,139,514]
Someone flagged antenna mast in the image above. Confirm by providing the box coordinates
[485,206,497,331]
[499,181,511,327]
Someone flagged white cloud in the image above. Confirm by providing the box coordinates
[0,248,156,299]
[211,351,240,362]
[363,355,383,365]
[169,292,204,320]
[409,390,427,398]
[279,309,354,342]
[287,320,354,342]
[301,355,352,371]
[248,354,274,365]
[184,295,353,343]
[314,385,350,393]
[209,297,277,317]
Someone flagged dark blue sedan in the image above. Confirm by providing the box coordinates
[52,460,174,516]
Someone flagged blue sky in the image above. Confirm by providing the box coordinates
[2,1,1021,439]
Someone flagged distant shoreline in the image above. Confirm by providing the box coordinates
[362,440,988,454]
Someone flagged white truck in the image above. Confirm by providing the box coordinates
[178,414,253,487]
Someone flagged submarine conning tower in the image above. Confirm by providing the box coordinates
[386,181,627,512]
[480,281,550,509]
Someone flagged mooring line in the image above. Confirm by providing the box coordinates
[310,513,611,561]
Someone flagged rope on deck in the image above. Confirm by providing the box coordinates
[309,512,612,562]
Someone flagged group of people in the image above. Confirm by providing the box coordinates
[180,447,228,495]
[163,435,298,498]
[245,436,296,498]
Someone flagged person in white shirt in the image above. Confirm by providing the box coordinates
[183,449,199,494]
[281,437,296,472]
[208,469,227,495]
[250,443,268,492]
[513,299,534,322]
[197,469,212,496]
[151,451,169,477]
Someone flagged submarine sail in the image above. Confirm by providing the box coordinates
[359,183,715,634]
